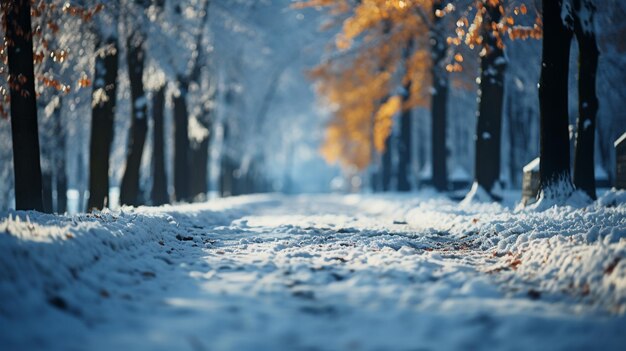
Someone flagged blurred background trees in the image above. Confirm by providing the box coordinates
[0,0,624,212]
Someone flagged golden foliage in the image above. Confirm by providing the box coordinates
[297,0,540,170]
[297,0,434,170]
[448,0,541,55]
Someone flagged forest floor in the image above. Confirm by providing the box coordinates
[1,191,626,350]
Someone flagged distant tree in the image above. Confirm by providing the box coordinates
[172,0,211,203]
[2,1,103,212]
[88,35,119,210]
[538,0,575,201]
[397,38,414,192]
[3,0,45,211]
[172,75,191,202]
[120,2,149,206]
[52,97,67,213]
[151,85,169,205]
[297,0,432,182]
[468,0,507,200]
[430,0,449,192]
[446,0,541,201]
[146,0,168,206]
[572,0,599,200]
[594,1,626,185]
[381,127,393,191]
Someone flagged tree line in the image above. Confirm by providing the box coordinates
[299,0,621,205]
[2,0,280,213]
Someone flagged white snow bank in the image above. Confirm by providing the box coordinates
[0,192,625,350]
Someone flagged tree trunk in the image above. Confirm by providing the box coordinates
[52,97,67,213]
[151,86,169,205]
[472,1,506,199]
[232,168,244,196]
[120,32,148,206]
[189,94,212,201]
[76,152,85,212]
[6,0,44,212]
[42,171,53,213]
[219,123,232,197]
[56,157,67,213]
[431,1,448,192]
[397,38,414,192]
[219,156,234,197]
[173,78,191,202]
[506,94,530,189]
[538,0,575,200]
[189,137,210,201]
[572,0,599,200]
[181,0,211,202]
[370,163,382,192]
[88,36,119,211]
[397,84,413,191]
[382,136,392,191]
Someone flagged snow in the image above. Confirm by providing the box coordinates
[91,88,110,107]
[523,157,540,173]
[1,192,626,350]
[461,181,493,204]
[188,114,210,144]
[615,132,626,148]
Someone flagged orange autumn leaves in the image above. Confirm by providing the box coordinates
[448,1,541,57]
[298,0,432,170]
[298,0,540,171]
[0,1,102,118]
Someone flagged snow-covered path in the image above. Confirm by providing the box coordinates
[1,193,626,350]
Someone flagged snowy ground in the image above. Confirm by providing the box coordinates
[1,191,625,350]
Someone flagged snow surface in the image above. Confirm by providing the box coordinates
[523,157,540,173]
[1,192,626,350]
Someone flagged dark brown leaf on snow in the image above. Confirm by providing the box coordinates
[527,289,541,300]
[604,257,621,275]
[141,271,156,278]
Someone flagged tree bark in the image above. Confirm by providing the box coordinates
[190,136,210,201]
[382,136,392,191]
[431,1,448,192]
[370,163,382,192]
[151,86,169,205]
[183,0,211,202]
[173,78,191,202]
[538,0,575,200]
[397,39,414,192]
[76,152,85,212]
[472,1,506,199]
[6,0,44,212]
[397,107,412,192]
[506,94,516,188]
[42,171,53,213]
[88,36,119,211]
[52,97,67,213]
[120,32,148,206]
[397,100,413,191]
[55,156,67,213]
[572,0,599,200]
[219,156,234,197]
